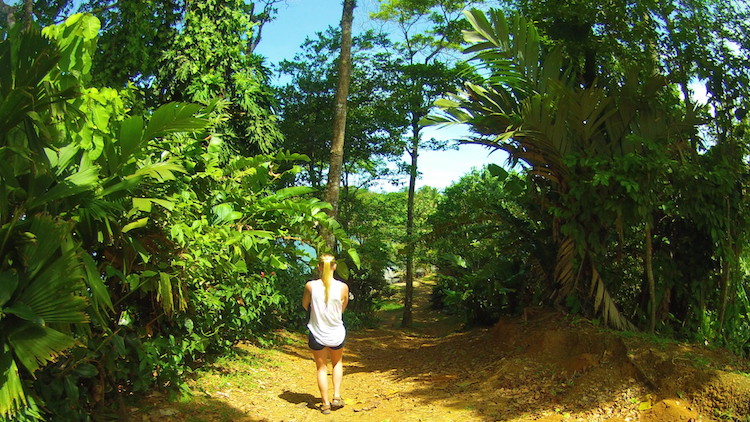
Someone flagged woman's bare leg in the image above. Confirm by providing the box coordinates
[312,348,330,406]
[330,347,344,400]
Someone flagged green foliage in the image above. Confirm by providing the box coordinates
[429,7,750,354]
[340,189,406,311]
[0,12,360,420]
[0,16,103,418]
[86,0,183,88]
[158,0,282,154]
[428,168,550,324]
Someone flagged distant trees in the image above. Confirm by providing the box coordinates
[372,0,485,327]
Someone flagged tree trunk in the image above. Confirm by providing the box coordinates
[23,0,32,30]
[717,228,735,334]
[322,0,355,251]
[401,123,420,328]
[645,224,656,333]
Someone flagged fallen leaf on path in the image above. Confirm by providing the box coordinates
[353,401,381,412]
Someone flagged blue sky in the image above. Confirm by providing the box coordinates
[255,0,508,191]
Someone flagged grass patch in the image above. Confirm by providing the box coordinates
[376,300,404,312]
[191,346,278,394]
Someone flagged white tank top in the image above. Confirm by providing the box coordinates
[307,278,346,347]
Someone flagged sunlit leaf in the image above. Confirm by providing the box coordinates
[347,248,361,269]
[0,349,26,419]
[122,217,149,233]
[143,102,209,140]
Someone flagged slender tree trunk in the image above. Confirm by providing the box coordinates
[323,0,355,251]
[718,145,739,334]
[718,216,734,333]
[23,0,32,30]
[645,225,656,333]
[402,123,420,328]
[719,253,729,333]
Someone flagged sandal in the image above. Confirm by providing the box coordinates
[331,397,345,409]
[321,404,331,415]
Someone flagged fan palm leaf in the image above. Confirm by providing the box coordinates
[0,215,87,419]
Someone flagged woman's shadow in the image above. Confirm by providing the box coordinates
[279,390,319,410]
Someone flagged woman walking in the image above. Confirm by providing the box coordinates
[302,254,349,414]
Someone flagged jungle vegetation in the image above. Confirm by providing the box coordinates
[0,0,748,419]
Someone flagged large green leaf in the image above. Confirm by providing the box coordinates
[21,216,69,280]
[142,102,209,140]
[347,248,361,269]
[118,115,144,160]
[271,186,316,201]
[0,271,18,308]
[129,197,175,216]
[122,217,149,233]
[0,347,26,419]
[14,216,88,324]
[16,252,88,324]
[7,322,77,374]
[212,203,243,224]
[335,261,350,281]
[80,253,114,315]
[26,166,100,210]
[133,160,186,182]
[4,303,44,325]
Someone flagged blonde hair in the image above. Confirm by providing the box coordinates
[318,254,336,304]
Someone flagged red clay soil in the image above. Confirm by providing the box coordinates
[134,280,750,422]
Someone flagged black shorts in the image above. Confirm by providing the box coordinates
[308,332,345,351]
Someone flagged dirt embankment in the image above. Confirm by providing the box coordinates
[490,310,750,422]
[135,280,750,422]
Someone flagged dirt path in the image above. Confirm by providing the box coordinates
[136,279,750,422]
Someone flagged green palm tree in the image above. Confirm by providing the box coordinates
[429,9,698,330]
[0,22,93,418]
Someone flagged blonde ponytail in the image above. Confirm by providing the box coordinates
[319,254,336,304]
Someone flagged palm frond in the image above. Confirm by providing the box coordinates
[7,323,77,374]
[590,264,636,331]
[554,236,577,297]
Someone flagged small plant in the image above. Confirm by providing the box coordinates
[713,407,736,420]
[685,352,711,369]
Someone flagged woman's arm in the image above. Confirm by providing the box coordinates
[302,282,312,311]
[341,283,349,312]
